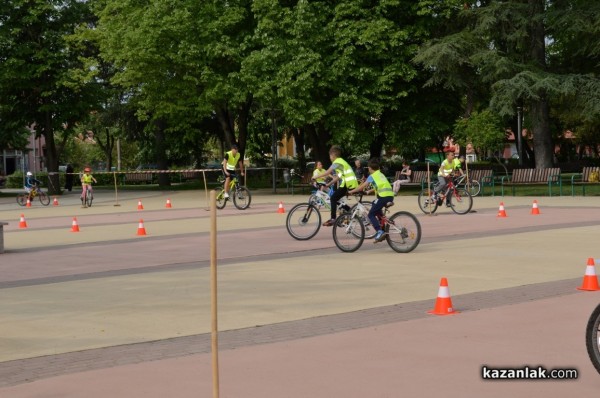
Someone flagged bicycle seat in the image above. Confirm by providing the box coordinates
[384,202,394,208]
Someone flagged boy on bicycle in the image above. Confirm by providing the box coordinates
[24,171,42,201]
[80,167,97,206]
[433,152,463,206]
[222,143,245,199]
[312,146,358,227]
[348,158,394,242]
[312,161,329,193]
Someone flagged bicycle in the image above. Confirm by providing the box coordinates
[286,188,374,241]
[82,184,94,208]
[417,174,473,215]
[456,174,481,197]
[332,200,421,253]
[215,174,251,210]
[17,185,50,206]
[586,302,600,374]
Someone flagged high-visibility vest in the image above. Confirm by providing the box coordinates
[313,168,326,183]
[333,158,358,189]
[438,158,461,177]
[370,170,394,197]
[225,150,240,171]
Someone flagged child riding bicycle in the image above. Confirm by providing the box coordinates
[222,143,245,199]
[24,171,42,201]
[433,152,464,206]
[80,167,97,206]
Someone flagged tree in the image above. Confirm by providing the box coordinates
[0,0,99,193]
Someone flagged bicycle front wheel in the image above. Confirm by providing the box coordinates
[449,188,473,215]
[215,190,227,209]
[16,194,27,206]
[586,303,600,374]
[332,214,365,253]
[286,203,321,240]
[385,211,421,253]
[467,180,481,196]
[85,191,93,207]
[38,191,50,206]
[418,188,438,214]
[233,186,251,210]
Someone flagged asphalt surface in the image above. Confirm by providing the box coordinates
[0,188,599,397]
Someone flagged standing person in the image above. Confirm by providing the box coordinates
[312,146,358,226]
[433,152,463,204]
[354,159,365,183]
[392,161,412,194]
[80,167,97,207]
[222,144,244,199]
[348,158,395,242]
[311,161,328,192]
[24,171,42,201]
[65,164,74,192]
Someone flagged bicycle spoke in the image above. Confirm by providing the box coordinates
[449,188,473,214]
[332,214,364,252]
[286,203,321,240]
[385,211,421,253]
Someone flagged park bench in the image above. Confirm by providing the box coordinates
[465,169,494,196]
[124,172,153,184]
[291,170,315,194]
[0,221,8,254]
[500,168,562,196]
[570,166,600,196]
[389,170,432,189]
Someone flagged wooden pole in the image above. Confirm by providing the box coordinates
[210,190,220,398]
[113,172,121,207]
[203,170,210,211]
[427,162,432,216]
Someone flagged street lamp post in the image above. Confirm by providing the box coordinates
[271,112,277,194]
[517,106,523,166]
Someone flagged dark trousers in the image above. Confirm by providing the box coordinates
[330,186,348,221]
[368,196,394,231]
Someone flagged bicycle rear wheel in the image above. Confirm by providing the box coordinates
[449,188,473,215]
[417,188,438,214]
[586,303,600,374]
[332,214,365,253]
[385,211,421,253]
[16,194,27,206]
[233,186,251,210]
[466,180,481,196]
[38,191,50,206]
[215,189,227,209]
[286,203,321,240]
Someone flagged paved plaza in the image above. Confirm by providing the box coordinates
[0,188,599,397]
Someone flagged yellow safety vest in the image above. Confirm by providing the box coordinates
[370,170,394,197]
[225,150,240,171]
[438,158,461,177]
[312,168,326,183]
[333,158,358,189]
[81,174,93,184]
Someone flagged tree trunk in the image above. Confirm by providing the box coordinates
[154,119,170,187]
[42,111,60,195]
[292,128,306,170]
[304,123,331,168]
[216,105,236,149]
[236,95,253,162]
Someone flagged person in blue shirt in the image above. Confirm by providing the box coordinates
[24,171,42,201]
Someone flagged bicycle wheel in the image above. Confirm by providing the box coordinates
[233,186,251,210]
[286,203,321,240]
[449,188,473,215]
[85,190,93,207]
[16,194,27,206]
[417,188,438,214]
[215,189,227,209]
[332,213,365,253]
[385,211,422,253]
[586,303,600,374]
[466,180,481,196]
[351,201,376,239]
[38,191,50,206]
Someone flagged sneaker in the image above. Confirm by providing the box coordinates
[374,230,385,242]
[223,192,229,199]
[322,219,335,227]
[446,203,451,207]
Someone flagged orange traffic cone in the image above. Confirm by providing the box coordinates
[137,199,144,210]
[70,217,80,232]
[53,197,59,206]
[428,277,459,315]
[165,198,172,208]
[497,202,507,218]
[26,198,31,207]
[19,214,28,229]
[136,219,147,236]
[531,200,540,215]
[277,201,285,214]
[577,258,600,291]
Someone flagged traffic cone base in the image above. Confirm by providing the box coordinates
[71,217,80,232]
[577,258,600,291]
[137,219,147,236]
[277,201,285,214]
[165,199,172,208]
[26,198,31,208]
[428,277,459,316]
[497,202,507,218]
[53,197,59,206]
[19,214,28,229]
[531,200,540,215]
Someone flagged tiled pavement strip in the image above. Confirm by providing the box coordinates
[0,277,580,388]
